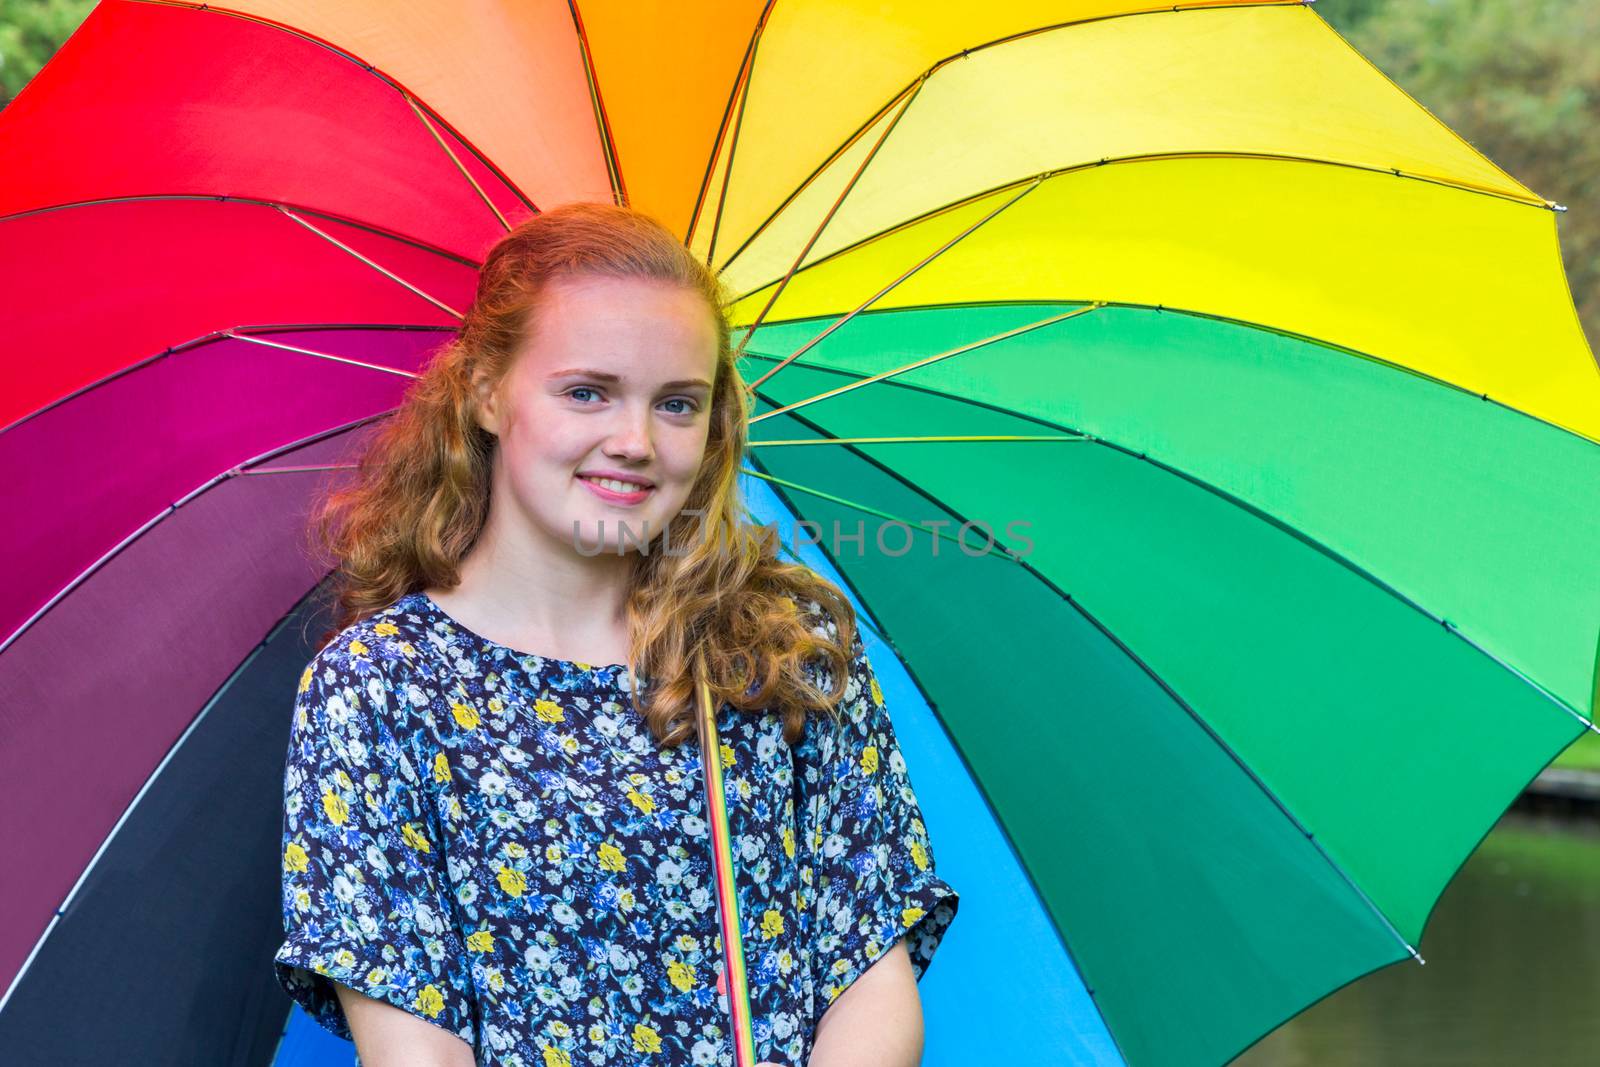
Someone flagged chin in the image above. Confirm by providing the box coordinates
[566,517,669,556]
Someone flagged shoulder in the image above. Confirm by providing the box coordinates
[297,596,441,732]
[305,596,419,671]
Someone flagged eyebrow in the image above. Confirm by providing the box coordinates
[545,367,712,391]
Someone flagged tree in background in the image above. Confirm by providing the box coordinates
[1320,0,1598,350]
[0,0,93,107]
[1322,0,1599,774]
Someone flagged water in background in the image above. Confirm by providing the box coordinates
[1234,810,1600,1065]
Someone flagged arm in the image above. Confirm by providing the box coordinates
[274,636,481,1056]
[806,940,923,1067]
[796,613,956,1067]
[335,982,478,1067]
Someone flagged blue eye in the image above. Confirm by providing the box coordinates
[565,387,697,414]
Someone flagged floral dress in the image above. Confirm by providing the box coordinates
[273,590,959,1066]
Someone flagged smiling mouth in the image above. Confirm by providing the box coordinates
[577,475,654,494]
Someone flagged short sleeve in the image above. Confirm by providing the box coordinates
[272,629,477,1049]
[800,615,960,1024]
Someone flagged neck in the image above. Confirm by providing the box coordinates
[433,512,638,664]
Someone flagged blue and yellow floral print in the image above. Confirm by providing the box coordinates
[273,590,958,1066]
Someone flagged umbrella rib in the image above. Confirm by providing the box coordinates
[686,0,776,251]
[757,528,900,646]
[736,466,1026,560]
[0,411,390,657]
[745,395,1435,970]
[17,314,1588,732]
[566,0,628,207]
[0,600,300,1017]
[224,331,421,379]
[749,302,1099,422]
[725,147,1554,313]
[732,73,928,365]
[1317,0,1540,207]
[273,205,465,320]
[743,297,1600,448]
[241,463,357,476]
[0,195,484,267]
[0,324,449,438]
[743,348,1599,733]
[401,91,510,232]
[149,2,541,215]
[739,446,1135,1067]
[752,433,1087,447]
[285,333,1590,867]
[701,3,773,271]
[743,179,1048,392]
[713,0,1319,271]
[714,0,1548,275]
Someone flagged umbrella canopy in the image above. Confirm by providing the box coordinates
[1,2,1595,1066]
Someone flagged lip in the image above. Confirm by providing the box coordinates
[577,474,654,505]
[576,469,656,488]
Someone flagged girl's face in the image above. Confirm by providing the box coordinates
[475,273,720,559]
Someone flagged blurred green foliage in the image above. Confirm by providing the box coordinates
[1320,0,1597,345]
[0,0,94,106]
[1318,0,1600,773]
[1555,731,1600,771]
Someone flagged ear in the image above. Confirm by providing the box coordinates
[471,367,503,436]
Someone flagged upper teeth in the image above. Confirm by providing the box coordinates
[586,476,648,492]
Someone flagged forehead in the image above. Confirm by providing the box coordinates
[517,274,719,379]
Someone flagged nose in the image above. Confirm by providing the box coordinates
[600,401,655,463]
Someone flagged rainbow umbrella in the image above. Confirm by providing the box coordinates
[2,2,1597,1066]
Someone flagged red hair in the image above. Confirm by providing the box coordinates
[306,201,857,745]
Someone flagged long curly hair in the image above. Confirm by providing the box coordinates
[306,201,858,747]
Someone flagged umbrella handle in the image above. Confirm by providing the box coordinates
[694,654,759,1067]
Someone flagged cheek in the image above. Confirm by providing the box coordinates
[672,423,713,475]
[503,416,581,472]
[661,448,707,496]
